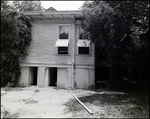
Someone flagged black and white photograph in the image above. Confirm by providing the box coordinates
[1,0,149,118]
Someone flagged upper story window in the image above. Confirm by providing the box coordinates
[55,24,70,54]
[59,25,69,39]
[77,40,90,54]
[79,25,84,39]
[77,25,90,55]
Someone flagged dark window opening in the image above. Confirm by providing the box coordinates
[60,33,68,39]
[49,68,57,86]
[78,47,89,54]
[58,47,68,54]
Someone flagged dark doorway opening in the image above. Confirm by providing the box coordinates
[95,66,110,89]
[49,68,57,86]
[95,45,110,89]
[30,67,38,85]
[95,67,110,81]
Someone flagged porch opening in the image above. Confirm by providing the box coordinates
[49,68,57,86]
[95,67,110,89]
[29,67,38,85]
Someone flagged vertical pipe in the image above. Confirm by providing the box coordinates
[94,44,96,90]
[72,15,75,89]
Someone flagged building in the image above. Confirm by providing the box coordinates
[19,8,95,89]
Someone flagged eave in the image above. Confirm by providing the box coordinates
[23,10,83,20]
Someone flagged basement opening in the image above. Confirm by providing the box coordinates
[29,67,38,85]
[49,68,57,86]
[95,66,110,89]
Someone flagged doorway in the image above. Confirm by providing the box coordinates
[49,68,57,86]
[29,67,38,85]
[95,46,110,89]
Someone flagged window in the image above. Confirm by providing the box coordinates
[55,24,70,54]
[79,25,84,39]
[55,40,69,54]
[79,47,89,54]
[58,47,68,54]
[77,40,90,55]
[59,25,69,39]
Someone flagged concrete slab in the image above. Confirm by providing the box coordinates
[1,87,74,118]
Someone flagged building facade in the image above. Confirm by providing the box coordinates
[19,9,95,89]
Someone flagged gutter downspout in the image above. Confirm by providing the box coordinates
[72,15,75,89]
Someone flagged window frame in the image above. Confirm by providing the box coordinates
[57,24,70,40]
[56,24,70,55]
[77,39,91,55]
[57,47,69,54]
[78,47,90,55]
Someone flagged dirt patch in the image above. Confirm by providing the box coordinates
[65,88,149,118]
[21,99,39,104]
[1,105,19,118]
[64,98,107,118]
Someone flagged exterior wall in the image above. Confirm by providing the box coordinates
[20,19,74,65]
[19,17,95,89]
[57,68,67,88]
[74,68,94,89]
[75,24,94,66]
[19,67,29,86]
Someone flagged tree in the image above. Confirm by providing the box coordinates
[81,1,149,89]
[11,1,45,11]
[1,1,32,86]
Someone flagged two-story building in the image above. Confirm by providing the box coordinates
[19,8,95,89]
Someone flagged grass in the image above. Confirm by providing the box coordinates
[65,88,149,118]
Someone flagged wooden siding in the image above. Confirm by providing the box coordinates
[20,19,94,66]
[75,24,94,65]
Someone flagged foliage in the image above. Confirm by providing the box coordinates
[81,1,149,89]
[1,1,32,86]
[11,1,44,11]
[81,1,149,67]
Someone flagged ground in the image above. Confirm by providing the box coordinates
[1,86,149,118]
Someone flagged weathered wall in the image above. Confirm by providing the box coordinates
[57,68,67,88]
[19,67,29,86]
[19,18,95,89]
[20,19,94,66]
[75,24,94,66]
[74,68,95,89]
[20,19,73,65]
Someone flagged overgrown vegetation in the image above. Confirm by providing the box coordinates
[81,1,149,90]
[1,1,44,87]
[65,88,149,118]
[1,1,32,86]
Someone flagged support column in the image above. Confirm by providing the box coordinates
[37,67,46,87]
[44,67,49,87]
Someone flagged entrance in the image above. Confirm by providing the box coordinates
[95,66,110,89]
[29,67,38,85]
[49,68,57,86]
[95,46,110,89]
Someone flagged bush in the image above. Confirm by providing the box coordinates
[1,7,32,87]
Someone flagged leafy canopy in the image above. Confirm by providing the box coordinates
[81,1,149,67]
[1,1,32,86]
